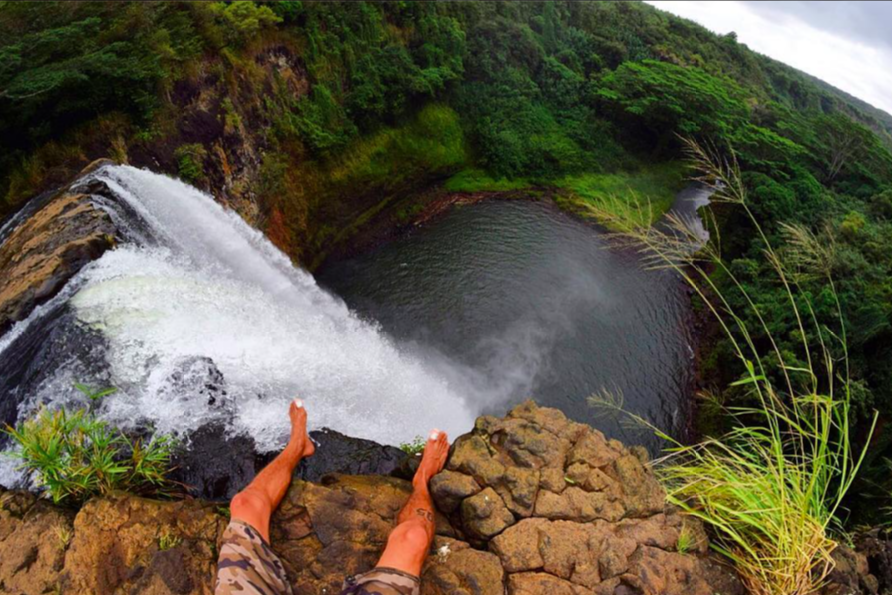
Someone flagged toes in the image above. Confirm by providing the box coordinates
[289,399,307,425]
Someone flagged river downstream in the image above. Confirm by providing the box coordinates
[318,196,703,451]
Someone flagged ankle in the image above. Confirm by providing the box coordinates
[282,442,304,465]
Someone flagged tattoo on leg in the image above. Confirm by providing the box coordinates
[415,507,434,523]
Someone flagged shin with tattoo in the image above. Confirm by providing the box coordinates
[375,429,450,578]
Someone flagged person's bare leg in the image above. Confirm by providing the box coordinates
[229,399,315,543]
[375,429,450,577]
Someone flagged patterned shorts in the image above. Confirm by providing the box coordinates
[215,519,292,595]
[341,567,421,595]
[215,519,420,595]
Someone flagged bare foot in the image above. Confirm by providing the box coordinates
[413,429,449,488]
[288,399,315,458]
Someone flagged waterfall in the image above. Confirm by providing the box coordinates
[0,165,477,477]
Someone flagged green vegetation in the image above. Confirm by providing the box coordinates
[53,524,72,552]
[4,407,175,504]
[174,144,208,186]
[555,161,687,226]
[589,140,875,595]
[444,169,532,194]
[74,383,117,408]
[675,525,694,555]
[398,435,426,456]
[158,530,182,551]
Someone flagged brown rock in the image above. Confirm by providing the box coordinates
[534,487,623,522]
[0,403,743,595]
[271,474,453,594]
[496,467,539,518]
[538,468,567,493]
[431,470,482,514]
[448,435,506,487]
[0,489,75,595]
[60,493,226,595]
[422,537,505,595]
[620,545,710,595]
[822,543,878,595]
[567,430,620,469]
[461,488,515,541]
[508,572,594,595]
[489,518,548,574]
[491,417,567,469]
[0,191,116,334]
[608,454,665,518]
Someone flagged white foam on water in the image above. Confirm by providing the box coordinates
[9,165,477,454]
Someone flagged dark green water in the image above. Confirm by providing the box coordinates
[317,199,696,450]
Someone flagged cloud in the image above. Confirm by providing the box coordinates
[742,2,892,53]
[645,1,892,116]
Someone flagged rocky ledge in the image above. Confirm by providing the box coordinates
[0,159,117,336]
[1,401,753,595]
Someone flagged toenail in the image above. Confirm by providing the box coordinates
[294,398,303,409]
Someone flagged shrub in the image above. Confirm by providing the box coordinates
[174,143,207,186]
[210,1,281,46]
[4,407,176,504]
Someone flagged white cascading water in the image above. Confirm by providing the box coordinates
[3,165,478,458]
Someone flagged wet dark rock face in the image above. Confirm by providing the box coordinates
[172,425,410,501]
[171,424,259,502]
[299,428,409,483]
[0,303,110,448]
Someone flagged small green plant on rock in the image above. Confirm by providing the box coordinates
[158,530,182,551]
[399,436,426,456]
[4,407,176,504]
[74,383,117,412]
[53,524,72,551]
[676,526,694,555]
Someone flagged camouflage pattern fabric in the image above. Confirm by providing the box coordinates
[340,567,421,595]
[215,519,293,595]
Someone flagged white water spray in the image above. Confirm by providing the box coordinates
[14,166,478,452]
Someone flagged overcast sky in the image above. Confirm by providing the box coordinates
[645,1,892,116]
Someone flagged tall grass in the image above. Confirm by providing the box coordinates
[586,138,875,595]
[4,407,176,504]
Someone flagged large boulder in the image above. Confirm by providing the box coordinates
[60,494,227,595]
[0,489,75,595]
[437,401,740,595]
[0,172,117,336]
[299,428,409,483]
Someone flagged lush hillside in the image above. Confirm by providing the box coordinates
[3,0,892,503]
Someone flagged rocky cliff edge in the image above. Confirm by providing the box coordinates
[1,401,750,595]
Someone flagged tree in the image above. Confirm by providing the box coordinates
[815,113,872,182]
[596,60,749,151]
